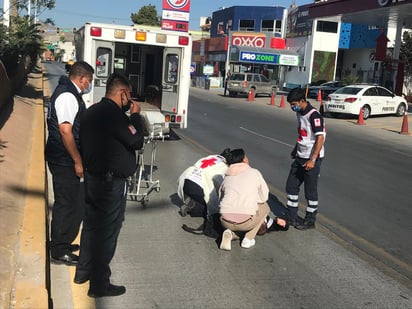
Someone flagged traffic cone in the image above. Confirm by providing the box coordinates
[247,89,255,102]
[270,90,275,105]
[400,111,409,135]
[357,107,365,125]
[279,95,285,108]
[317,89,322,102]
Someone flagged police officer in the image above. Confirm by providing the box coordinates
[286,87,326,230]
[74,73,146,298]
[45,61,94,265]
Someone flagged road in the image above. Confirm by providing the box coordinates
[43,62,412,308]
[183,87,412,280]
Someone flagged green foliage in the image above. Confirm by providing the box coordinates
[343,74,358,85]
[131,5,160,26]
[400,30,412,92]
[0,16,44,75]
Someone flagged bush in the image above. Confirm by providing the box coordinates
[0,16,44,76]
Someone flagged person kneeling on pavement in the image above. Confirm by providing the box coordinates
[219,149,287,251]
[177,148,231,238]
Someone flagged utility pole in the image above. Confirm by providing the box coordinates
[2,0,10,27]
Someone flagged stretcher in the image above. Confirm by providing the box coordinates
[127,114,167,204]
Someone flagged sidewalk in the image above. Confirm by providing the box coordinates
[0,67,48,308]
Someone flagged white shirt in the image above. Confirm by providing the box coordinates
[55,82,82,125]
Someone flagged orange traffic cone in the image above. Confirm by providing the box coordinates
[269,91,275,105]
[247,89,255,102]
[400,111,409,135]
[279,95,285,108]
[357,107,365,125]
[317,89,322,102]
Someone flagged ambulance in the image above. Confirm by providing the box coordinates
[74,22,192,132]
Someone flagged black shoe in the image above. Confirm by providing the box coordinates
[70,244,80,252]
[295,220,315,230]
[73,272,90,284]
[51,253,79,266]
[88,284,126,298]
[286,217,297,228]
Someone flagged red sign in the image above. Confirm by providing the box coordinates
[161,20,189,32]
[162,0,191,32]
[231,33,266,48]
[162,0,190,12]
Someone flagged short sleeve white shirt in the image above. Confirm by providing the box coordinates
[55,82,81,125]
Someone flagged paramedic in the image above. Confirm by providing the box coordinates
[286,87,326,230]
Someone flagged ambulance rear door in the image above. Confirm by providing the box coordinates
[162,48,181,113]
[92,40,114,104]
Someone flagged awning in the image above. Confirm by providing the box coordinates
[230,46,300,66]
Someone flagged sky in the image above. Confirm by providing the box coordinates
[29,0,311,30]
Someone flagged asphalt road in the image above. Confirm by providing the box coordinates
[43,62,412,308]
[182,87,412,280]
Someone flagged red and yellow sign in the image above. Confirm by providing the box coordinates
[162,0,191,32]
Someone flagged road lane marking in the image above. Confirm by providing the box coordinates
[240,126,294,148]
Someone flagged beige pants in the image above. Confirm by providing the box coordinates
[220,202,270,240]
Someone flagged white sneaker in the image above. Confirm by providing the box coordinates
[220,229,233,251]
[241,237,255,249]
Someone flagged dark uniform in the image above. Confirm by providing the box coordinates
[45,75,86,259]
[76,97,145,292]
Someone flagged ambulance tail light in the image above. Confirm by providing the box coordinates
[179,36,189,46]
[243,81,248,87]
[344,97,357,103]
[165,114,171,123]
[90,27,102,37]
[176,115,182,123]
[171,115,176,122]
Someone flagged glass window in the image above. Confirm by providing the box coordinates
[377,87,392,96]
[96,47,112,78]
[260,75,269,83]
[239,20,255,32]
[165,54,179,84]
[316,21,338,33]
[247,74,253,82]
[261,20,274,32]
[254,75,260,82]
[363,88,378,96]
[336,87,362,95]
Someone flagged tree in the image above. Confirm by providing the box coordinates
[131,5,160,26]
[0,15,43,75]
[400,30,412,94]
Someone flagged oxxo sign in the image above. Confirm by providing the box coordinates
[232,33,266,48]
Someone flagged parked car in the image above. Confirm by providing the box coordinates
[325,84,408,119]
[308,81,346,99]
[227,73,277,97]
[65,59,74,73]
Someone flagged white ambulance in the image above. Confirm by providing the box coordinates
[74,22,192,132]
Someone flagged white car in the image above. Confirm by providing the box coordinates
[325,85,408,119]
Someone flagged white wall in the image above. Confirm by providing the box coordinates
[341,48,377,83]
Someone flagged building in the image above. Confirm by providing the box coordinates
[191,6,299,88]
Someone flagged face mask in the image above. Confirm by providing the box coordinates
[122,99,132,113]
[291,104,301,112]
[83,81,92,94]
